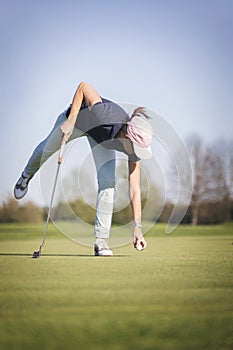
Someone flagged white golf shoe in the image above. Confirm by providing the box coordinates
[94,238,113,256]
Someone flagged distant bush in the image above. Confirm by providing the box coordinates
[51,199,96,225]
[0,198,43,223]
[159,200,233,225]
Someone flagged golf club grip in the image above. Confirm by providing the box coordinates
[58,142,65,164]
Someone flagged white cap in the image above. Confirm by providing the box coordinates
[127,115,153,159]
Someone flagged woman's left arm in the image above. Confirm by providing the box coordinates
[61,82,102,143]
[128,160,147,249]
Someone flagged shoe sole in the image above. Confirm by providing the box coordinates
[14,186,28,200]
[94,252,113,256]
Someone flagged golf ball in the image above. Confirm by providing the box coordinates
[136,243,143,251]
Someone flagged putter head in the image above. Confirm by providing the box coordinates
[32,250,41,259]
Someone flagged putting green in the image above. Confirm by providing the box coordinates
[0,223,232,350]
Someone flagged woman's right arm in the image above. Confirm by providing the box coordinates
[128,160,147,250]
[61,82,102,142]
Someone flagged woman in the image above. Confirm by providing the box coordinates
[14,82,153,256]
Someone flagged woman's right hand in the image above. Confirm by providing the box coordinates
[133,225,147,250]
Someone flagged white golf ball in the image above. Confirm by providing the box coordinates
[136,243,143,251]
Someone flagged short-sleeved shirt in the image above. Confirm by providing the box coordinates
[66,98,140,162]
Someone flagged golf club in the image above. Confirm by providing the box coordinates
[32,138,66,258]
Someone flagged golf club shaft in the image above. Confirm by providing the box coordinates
[39,140,65,252]
[40,163,61,251]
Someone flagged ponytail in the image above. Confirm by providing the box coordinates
[131,106,151,120]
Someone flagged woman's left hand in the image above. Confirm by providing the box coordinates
[60,119,75,143]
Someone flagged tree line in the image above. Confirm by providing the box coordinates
[1,134,232,225]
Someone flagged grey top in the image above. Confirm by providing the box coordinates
[66,98,140,162]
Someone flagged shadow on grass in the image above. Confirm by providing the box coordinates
[0,253,128,258]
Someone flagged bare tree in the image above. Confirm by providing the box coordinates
[187,134,211,225]
[168,133,233,225]
[212,140,233,222]
[181,135,233,225]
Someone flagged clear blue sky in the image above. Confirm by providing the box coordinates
[1,0,232,205]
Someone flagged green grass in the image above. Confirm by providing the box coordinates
[0,223,233,350]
